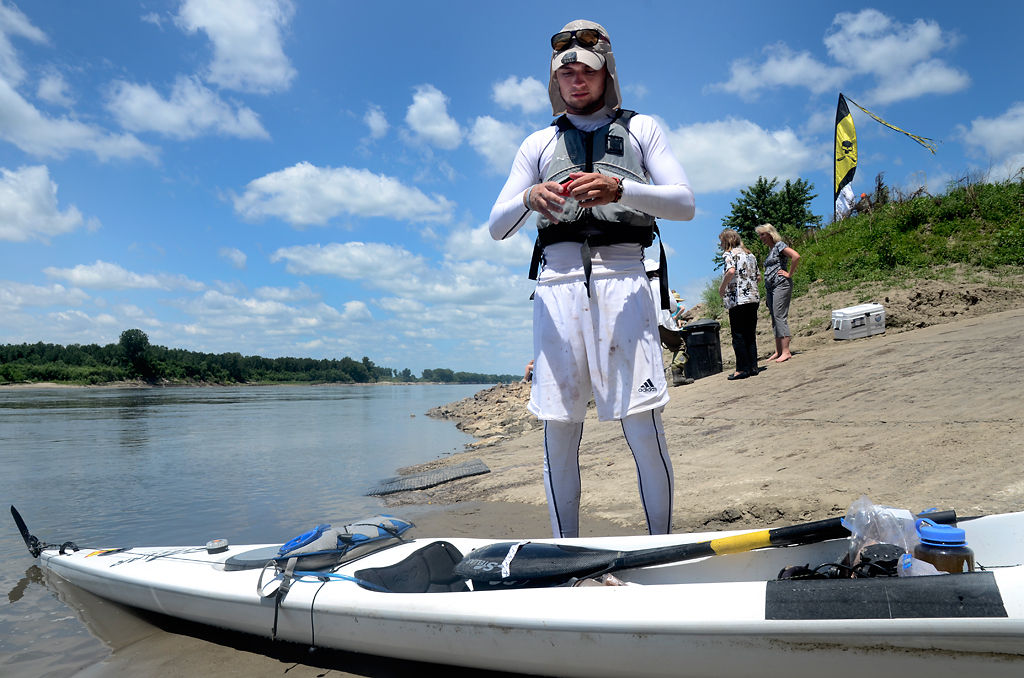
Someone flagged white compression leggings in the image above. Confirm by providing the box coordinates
[542,409,674,538]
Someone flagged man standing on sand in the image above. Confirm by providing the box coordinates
[487,20,695,538]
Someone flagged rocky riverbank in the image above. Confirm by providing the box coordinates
[427,380,540,446]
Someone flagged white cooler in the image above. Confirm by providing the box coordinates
[831,303,886,340]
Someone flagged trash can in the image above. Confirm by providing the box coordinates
[680,319,723,380]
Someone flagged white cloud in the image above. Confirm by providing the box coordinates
[469,116,524,173]
[410,258,523,306]
[275,245,538,369]
[219,246,247,269]
[45,309,121,334]
[364,105,388,139]
[116,303,158,323]
[272,240,534,311]
[801,109,834,137]
[0,78,157,161]
[662,118,815,194]
[712,43,846,100]
[233,161,455,226]
[826,10,944,76]
[898,169,955,197]
[43,260,206,292]
[960,102,1024,159]
[0,4,156,162]
[271,242,430,282]
[175,0,296,94]
[186,288,290,317]
[444,223,534,267]
[255,282,316,302]
[625,83,649,100]
[868,59,969,105]
[375,296,426,315]
[0,165,89,242]
[492,76,547,114]
[960,103,1024,181]
[0,2,47,85]
[824,9,968,104]
[883,60,968,105]
[107,75,268,140]
[405,84,461,150]
[174,290,370,339]
[711,9,968,105]
[140,12,164,29]
[0,281,89,311]
[340,300,372,321]
[36,69,73,106]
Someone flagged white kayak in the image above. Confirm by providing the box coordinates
[15,506,1024,678]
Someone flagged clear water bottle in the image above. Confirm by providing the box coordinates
[914,518,975,574]
[554,194,579,221]
[554,179,579,222]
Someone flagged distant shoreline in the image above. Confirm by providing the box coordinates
[0,380,497,391]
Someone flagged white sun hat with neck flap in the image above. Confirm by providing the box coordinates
[548,19,621,116]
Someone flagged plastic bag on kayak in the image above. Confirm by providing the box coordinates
[841,495,918,568]
[897,553,946,577]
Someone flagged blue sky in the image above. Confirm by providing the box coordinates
[2,1,1022,377]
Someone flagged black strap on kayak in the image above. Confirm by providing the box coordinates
[271,557,297,641]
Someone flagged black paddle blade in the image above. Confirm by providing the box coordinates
[454,541,621,586]
[11,506,43,558]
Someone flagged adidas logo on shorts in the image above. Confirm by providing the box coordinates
[636,379,657,394]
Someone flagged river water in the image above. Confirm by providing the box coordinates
[0,384,482,677]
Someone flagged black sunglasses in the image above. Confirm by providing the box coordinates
[550,28,607,52]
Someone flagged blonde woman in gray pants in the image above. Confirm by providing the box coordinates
[756,224,801,363]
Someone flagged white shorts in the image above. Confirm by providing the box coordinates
[528,272,668,422]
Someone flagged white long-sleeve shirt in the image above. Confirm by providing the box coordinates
[487,107,694,283]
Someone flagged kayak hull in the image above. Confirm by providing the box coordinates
[38,511,1024,678]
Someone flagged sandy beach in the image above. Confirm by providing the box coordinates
[36,271,1024,677]
[401,306,1024,537]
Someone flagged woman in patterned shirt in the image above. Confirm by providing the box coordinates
[718,229,761,380]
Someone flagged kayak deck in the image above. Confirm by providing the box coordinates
[37,512,1024,678]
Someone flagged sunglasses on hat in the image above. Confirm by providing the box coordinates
[550,28,607,52]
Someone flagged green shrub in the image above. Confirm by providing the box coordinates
[700,276,724,320]
[783,172,1021,291]
[995,221,1024,265]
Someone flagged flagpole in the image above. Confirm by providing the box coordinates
[833,94,839,223]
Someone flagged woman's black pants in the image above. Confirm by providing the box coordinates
[728,302,759,375]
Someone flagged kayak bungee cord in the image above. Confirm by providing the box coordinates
[299,571,395,652]
[309,578,327,650]
[293,570,390,590]
[259,557,391,641]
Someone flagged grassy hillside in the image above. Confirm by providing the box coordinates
[794,174,1023,291]
[691,172,1024,369]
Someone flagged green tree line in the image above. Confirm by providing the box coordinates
[0,330,519,386]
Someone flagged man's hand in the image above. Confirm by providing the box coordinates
[564,172,620,206]
[526,172,621,222]
[526,180,572,222]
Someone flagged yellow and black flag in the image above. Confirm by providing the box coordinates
[834,93,857,220]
